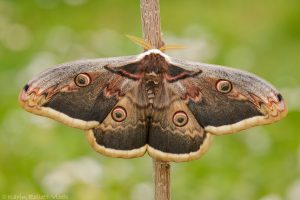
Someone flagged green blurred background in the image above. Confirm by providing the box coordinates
[0,0,299,199]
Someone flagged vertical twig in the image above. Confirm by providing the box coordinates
[152,159,171,200]
[140,0,164,49]
[140,0,170,200]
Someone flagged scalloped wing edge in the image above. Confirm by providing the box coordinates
[85,129,213,162]
[205,108,288,135]
[19,98,99,130]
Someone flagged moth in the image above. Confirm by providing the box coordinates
[19,40,287,162]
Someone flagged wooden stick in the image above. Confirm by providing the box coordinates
[140,0,164,49]
[152,159,171,200]
[140,0,170,200]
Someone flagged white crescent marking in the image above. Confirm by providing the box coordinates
[20,103,99,130]
[205,109,287,135]
[147,133,213,162]
[85,130,147,158]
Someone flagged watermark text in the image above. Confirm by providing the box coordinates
[1,194,68,200]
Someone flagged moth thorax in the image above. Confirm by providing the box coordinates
[145,71,160,81]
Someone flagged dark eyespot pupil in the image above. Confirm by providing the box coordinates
[78,77,86,85]
[115,112,122,118]
[177,117,184,123]
[221,84,229,91]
